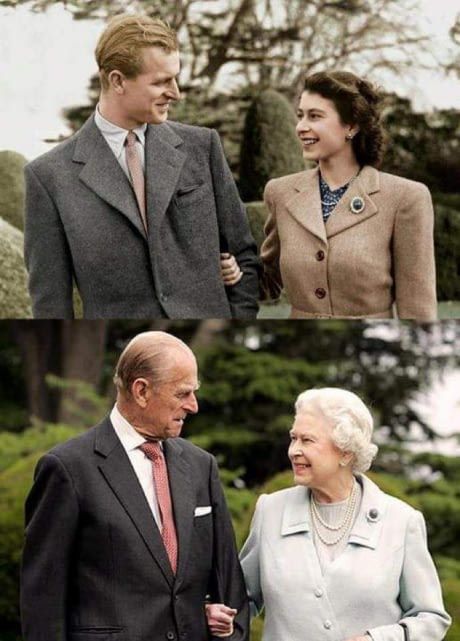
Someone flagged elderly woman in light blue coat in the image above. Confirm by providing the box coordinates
[207,388,451,641]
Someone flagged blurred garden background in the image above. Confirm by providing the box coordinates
[1,0,460,317]
[0,319,459,639]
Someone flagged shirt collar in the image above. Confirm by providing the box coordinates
[95,104,147,158]
[110,404,151,453]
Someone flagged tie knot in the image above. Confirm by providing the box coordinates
[140,441,162,461]
[125,130,137,147]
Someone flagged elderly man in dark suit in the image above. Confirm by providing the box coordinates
[21,331,249,641]
[24,14,259,319]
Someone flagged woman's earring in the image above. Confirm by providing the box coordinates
[346,133,354,141]
[339,460,348,467]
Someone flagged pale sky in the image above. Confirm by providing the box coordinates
[1,1,459,160]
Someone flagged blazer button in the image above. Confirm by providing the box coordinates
[315,250,325,261]
[160,293,168,303]
[323,620,332,630]
[315,287,326,299]
[166,633,175,640]
[314,588,323,597]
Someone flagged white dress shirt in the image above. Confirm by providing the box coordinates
[94,105,146,180]
[110,404,162,530]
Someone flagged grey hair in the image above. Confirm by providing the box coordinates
[295,388,378,473]
[113,331,194,396]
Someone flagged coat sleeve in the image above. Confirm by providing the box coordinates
[239,494,266,618]
[367,511,451,641]
[20,453,79,641]
[260,181,283,301]
[208,456,250,641]
[392,182,437,321]
[209,129,260,319]
[24,164,74,318]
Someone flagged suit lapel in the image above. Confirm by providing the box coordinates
[94,418,175,587]
[144,123,186,231]
[325,165,380,239]
[163,438,194,586]
[285,168,327,244]
[73,115,147,239]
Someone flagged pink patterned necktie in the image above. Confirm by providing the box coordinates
[140,442,178,574]
[125,131,148,233]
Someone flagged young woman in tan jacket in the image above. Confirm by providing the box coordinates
[260,71,437,320]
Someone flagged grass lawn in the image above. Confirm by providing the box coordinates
[258,300,460,320]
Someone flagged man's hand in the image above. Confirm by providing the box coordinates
[220,253,243,286]
[205,602,237,637]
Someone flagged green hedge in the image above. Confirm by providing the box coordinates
[0,219,31,318]
[0,151,26,232]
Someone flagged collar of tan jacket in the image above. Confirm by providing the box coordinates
[285,165,381,244]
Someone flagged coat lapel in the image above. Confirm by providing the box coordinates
[348,474,387,549]
[285,168,327,244]
[163,438,194,587]
[325,166,380,239]
[281,485,311,536]
[73,115,147,239]
[94,418,175,587]
[144,123,186,231]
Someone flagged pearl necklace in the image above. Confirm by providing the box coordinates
[310,480,358,546]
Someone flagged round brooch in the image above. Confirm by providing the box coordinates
[366,508,380,522]
[350,196,365,214]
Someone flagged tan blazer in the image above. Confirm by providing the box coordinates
[261,165,437,320]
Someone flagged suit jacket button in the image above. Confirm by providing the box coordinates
[315,287,326,299]
[315,250,325,261]
[323,620,332,630]
[166,633,175,640]
[314,588,323,597]
[160,293,168,303]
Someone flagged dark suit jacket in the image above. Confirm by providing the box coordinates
[24,116,259,319]
[20,418,249,641]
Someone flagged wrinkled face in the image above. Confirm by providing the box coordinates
[142,352,199,439]
[296,91,357,164]
[288,409,344,489]
[119,46,180,125]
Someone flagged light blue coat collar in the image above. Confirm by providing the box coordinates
[280,474,387,549]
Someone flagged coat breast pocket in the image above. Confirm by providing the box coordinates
[173,182,210,208]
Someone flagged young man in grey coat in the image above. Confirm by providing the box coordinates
[24,15,259,319]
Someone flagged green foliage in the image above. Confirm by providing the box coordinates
[0,219,32,318]
[239,90,304,202]
[382,95,460,194]
[0,423,82,629]
[433,201,460,301]
[0,423,82,474]
[0,151,27,232]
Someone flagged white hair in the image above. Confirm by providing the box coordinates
[295,388,378,473]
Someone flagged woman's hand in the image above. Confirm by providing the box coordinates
[205,602,237,637]
[220,253,243,286]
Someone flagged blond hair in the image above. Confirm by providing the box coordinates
[95,14,178,90]
[114,331,194,397]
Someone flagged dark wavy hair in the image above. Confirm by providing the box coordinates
[303,71,386,167]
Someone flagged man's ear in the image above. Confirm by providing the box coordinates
[107,69,126,94]
[131,378,151,408]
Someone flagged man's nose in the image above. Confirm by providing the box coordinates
[167,79,180,101]
[184,393,198,414]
